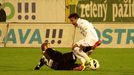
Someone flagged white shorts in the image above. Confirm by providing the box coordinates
[76,30,99,47]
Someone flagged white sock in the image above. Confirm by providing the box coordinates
[73,47,92,64]
[73,50,86,65]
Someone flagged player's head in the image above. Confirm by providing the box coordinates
[41,42,51,51]
[68,13,80,27]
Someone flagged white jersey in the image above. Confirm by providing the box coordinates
[76,18,99,46]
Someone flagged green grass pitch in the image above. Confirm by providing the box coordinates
[0,47,134,75]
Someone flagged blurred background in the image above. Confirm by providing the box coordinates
[0,0,134,48]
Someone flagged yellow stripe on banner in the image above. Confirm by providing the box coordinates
[65,0,70,23]
[70,0,78,5]
[65,0,79,23]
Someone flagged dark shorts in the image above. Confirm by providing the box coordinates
[83,46,92,52]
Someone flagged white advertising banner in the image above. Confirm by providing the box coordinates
[5,23,74,47]
[0,0,65,22]
[0,23,7,47]
[0,23,133,48]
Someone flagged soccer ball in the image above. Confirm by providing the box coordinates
[89,59,100,70]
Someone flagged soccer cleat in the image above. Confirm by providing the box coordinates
[73,64,86,71]
[92,40,102,50]
[81,64,86,71]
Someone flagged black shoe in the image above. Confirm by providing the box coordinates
[34,66,40,70]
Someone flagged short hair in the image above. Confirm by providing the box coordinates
[68,13,80,19]
[41,43,48,51]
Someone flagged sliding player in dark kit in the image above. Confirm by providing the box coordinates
[34,43,85,71]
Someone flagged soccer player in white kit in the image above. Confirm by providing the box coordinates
[68,13,101,70]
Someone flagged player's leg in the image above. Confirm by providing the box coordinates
[73,48,86,64]
[83,46,93,56]
[73,40,92,65]
[73,47,92,64]
[73,64,86,71]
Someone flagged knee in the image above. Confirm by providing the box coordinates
[72,44,79,50]
[73,44,86,52]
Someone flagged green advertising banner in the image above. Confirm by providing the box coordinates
[69,0,134,22]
